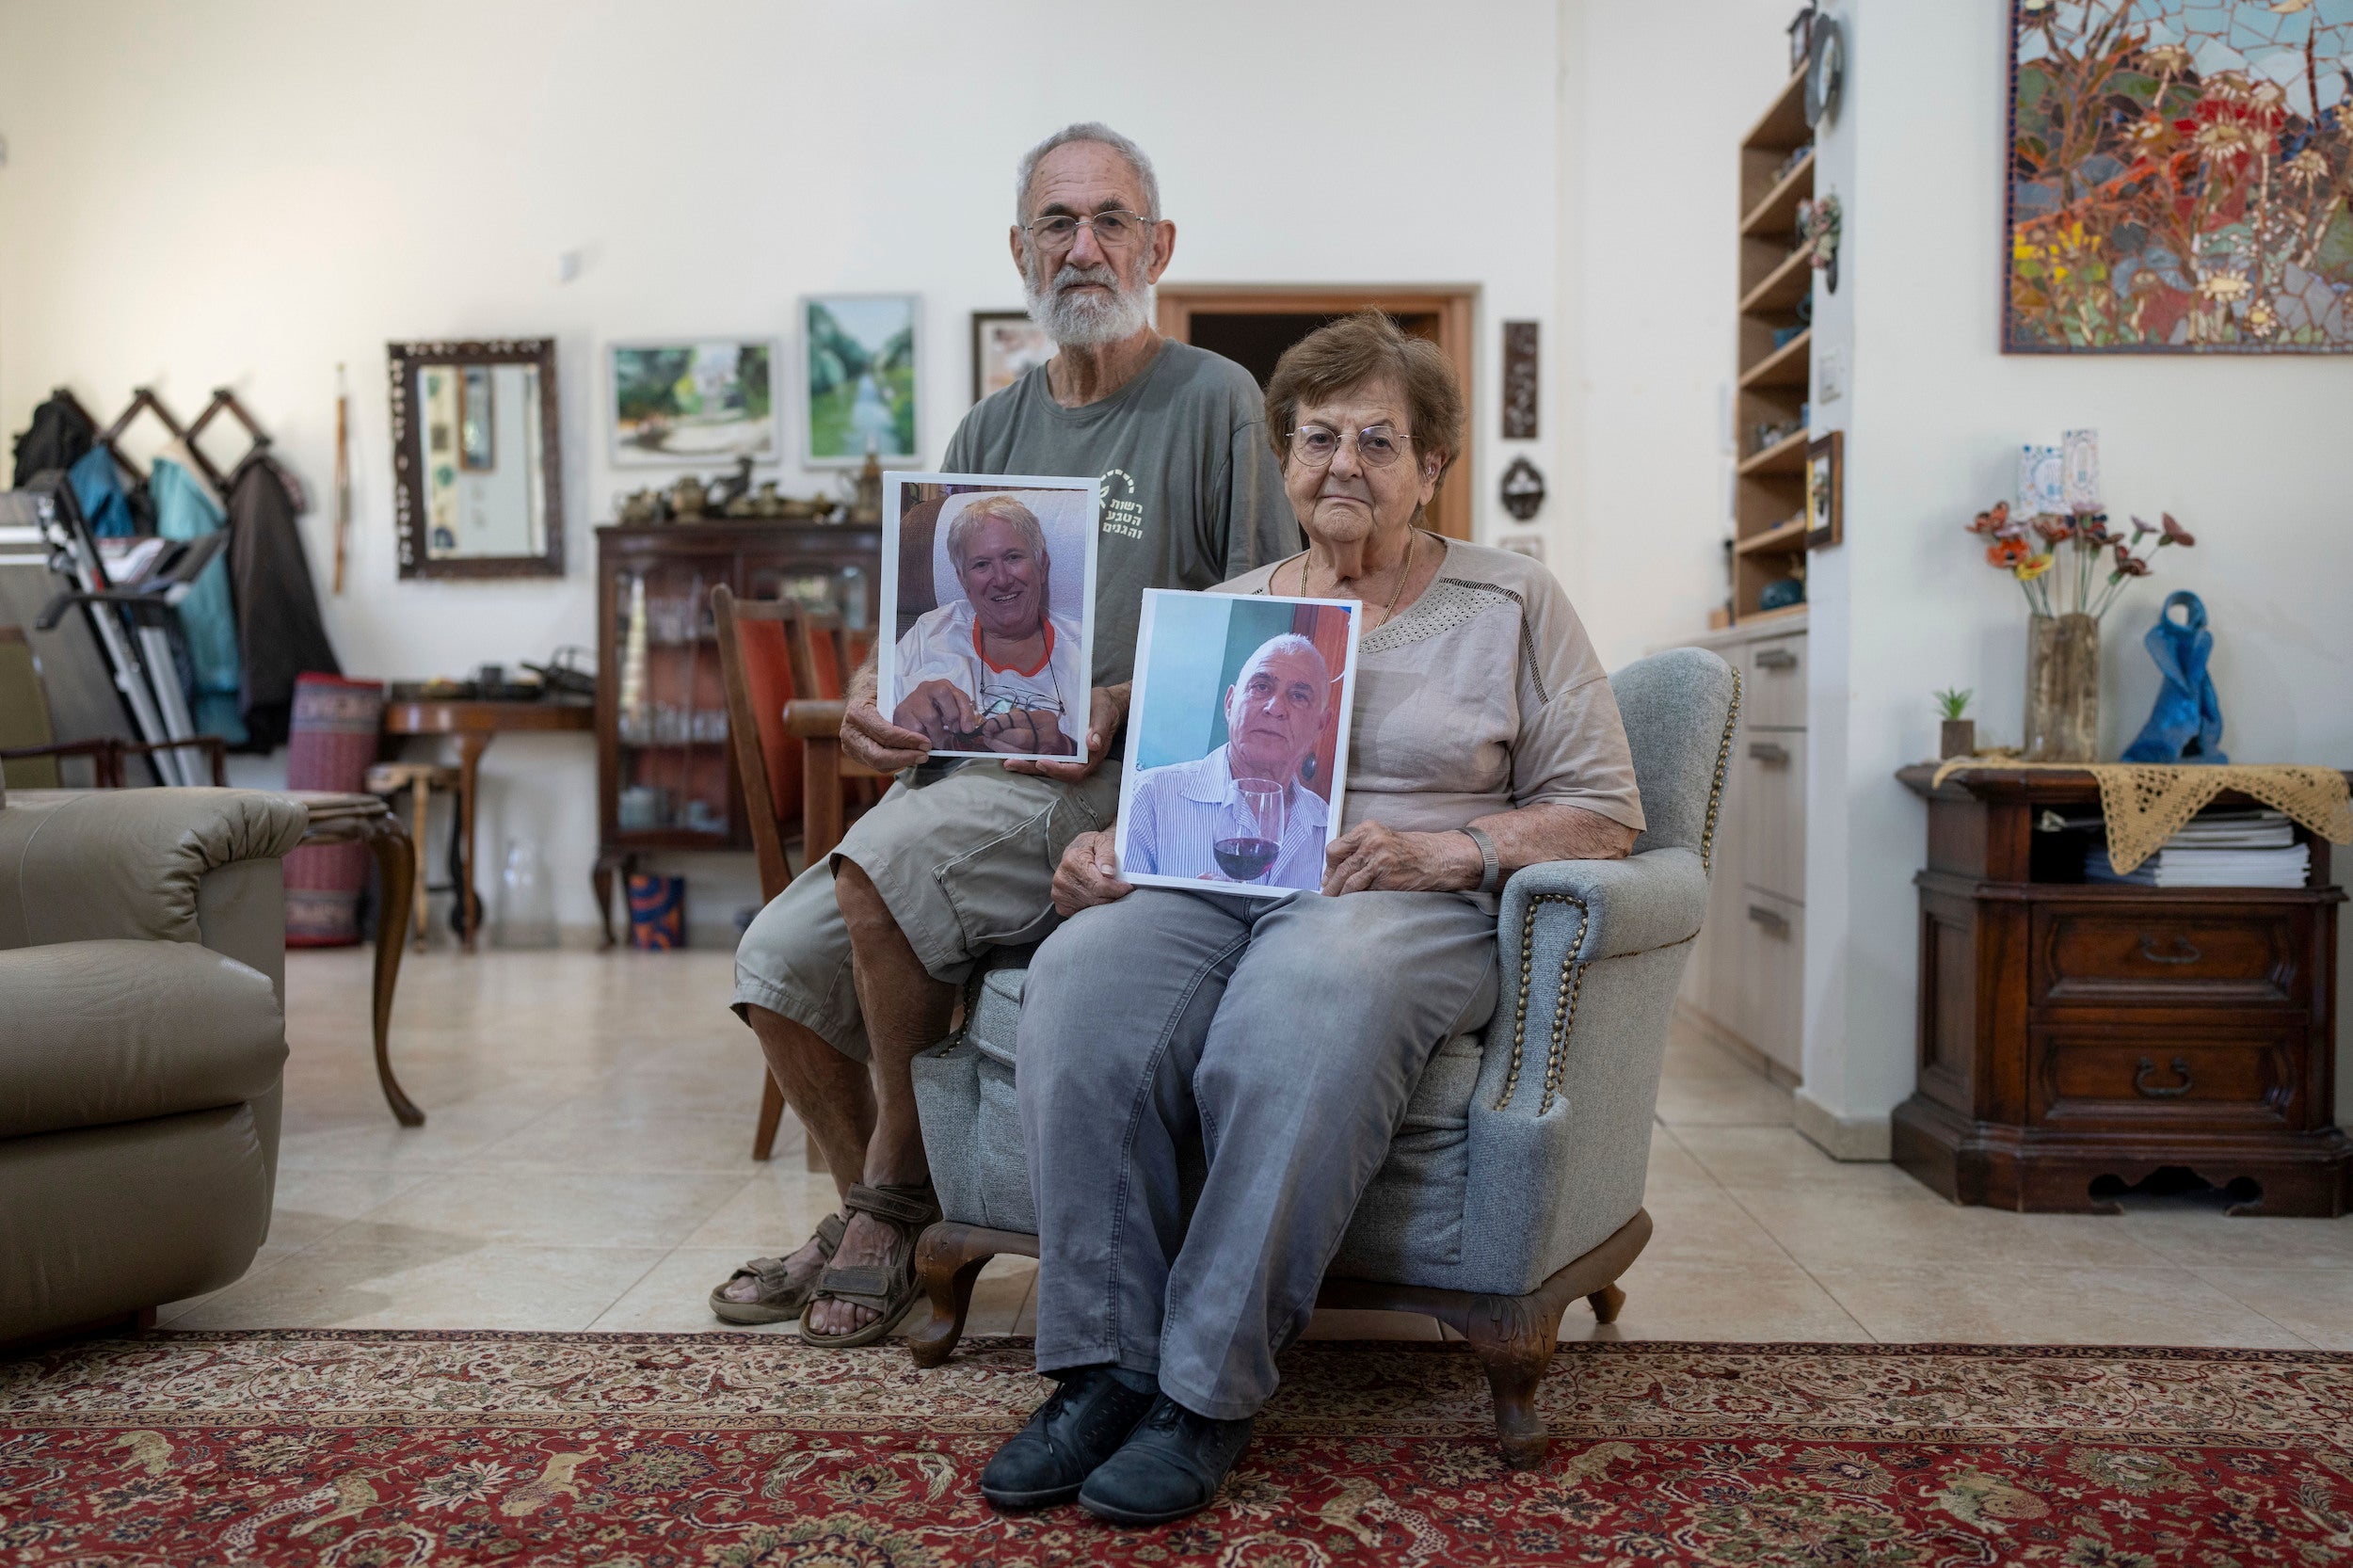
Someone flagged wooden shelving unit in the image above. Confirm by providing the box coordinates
[1729,64,1815,622]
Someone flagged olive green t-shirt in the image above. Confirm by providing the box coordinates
[940,341,1298,688]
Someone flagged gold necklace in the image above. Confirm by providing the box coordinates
[1296,530,1419,624]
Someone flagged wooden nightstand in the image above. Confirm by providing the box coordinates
[1891,764,2351,1216]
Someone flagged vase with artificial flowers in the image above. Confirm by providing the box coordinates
[1962,502,2196,762]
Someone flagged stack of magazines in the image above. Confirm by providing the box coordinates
[2085,810,2309,888]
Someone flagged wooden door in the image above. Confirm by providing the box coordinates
[1156,286,1478,541]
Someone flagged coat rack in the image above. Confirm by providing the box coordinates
[187,387,274,479]
[51,384,278,502]
[97,386,232,492]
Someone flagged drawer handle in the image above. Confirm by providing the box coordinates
[2137,935,2202,966]
[1755,648,1799,669]
[1749,742,1791,764]
[2135,1056,2194,1098]
[1747,904,1789,935]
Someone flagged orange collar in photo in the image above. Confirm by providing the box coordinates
[974,616,1054,677]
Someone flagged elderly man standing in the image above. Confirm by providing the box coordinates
[714,123,1297,1346]
[1125,632,1332,888]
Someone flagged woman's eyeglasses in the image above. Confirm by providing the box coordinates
[1022,211,1152,249]
[1289,424,1415,469]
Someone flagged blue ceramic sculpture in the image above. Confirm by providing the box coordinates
[2121,589,2227,764]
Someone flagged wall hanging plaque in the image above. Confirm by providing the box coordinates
[2004,0,2352,353]
[1499,456,1546,521]
[1501,321,1539,439]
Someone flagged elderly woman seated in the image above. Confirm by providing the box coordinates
[982,312,1645,1526]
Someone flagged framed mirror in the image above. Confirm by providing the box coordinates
[389,338,564,578]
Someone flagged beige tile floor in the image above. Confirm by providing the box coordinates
[165,945,2353,1350]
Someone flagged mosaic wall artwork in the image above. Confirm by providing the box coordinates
[2006,0,2353,353]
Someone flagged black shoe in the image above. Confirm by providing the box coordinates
[1077,1394,1255,1527]
[979,1367,1158,1511]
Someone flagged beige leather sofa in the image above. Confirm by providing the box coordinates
[0,787,307,1341]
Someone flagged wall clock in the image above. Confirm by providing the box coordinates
[1805,15,1843,128]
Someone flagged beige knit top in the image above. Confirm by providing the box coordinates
[1217,535,1645,841]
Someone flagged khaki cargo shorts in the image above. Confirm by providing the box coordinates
[732,760,1121,1062]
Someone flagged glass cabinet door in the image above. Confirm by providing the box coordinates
[741,557,876,634]
[613,561,730,840]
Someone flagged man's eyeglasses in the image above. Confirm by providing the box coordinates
[1023,211,1153,250]
[1289,424,1416,469]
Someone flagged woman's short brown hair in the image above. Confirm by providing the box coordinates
[1263,310,1464,483]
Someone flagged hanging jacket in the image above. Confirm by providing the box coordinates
[11,393,95,486]
[67,445,137,537]
[227,451,341,750]
[152,455,248,744]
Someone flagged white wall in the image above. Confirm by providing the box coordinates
[1801,0,2353,1138]
[0,0,1563,936]
[1558,0,1800,665]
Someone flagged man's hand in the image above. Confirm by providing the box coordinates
[889,679,980,750]
[1321,821,1482,897]
[1004,683,1126,783]
[977,707,1073,757]
[1052,827,1133,916]
[843,656,937,773]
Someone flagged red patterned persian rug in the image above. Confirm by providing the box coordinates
[5,1332,2352,1566]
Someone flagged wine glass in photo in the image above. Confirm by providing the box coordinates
[1217,778,1288,886]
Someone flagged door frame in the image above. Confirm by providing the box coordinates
[1156,284,1479,541]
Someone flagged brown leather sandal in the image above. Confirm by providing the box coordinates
[708,1212,849,1326]
[797,1181,942,1349]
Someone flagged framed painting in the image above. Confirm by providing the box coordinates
[1804,430,1843,549]
[802,295,920,466]
[608,340,780,465]
[971,311,1054,401]
[2005,0,2352,353]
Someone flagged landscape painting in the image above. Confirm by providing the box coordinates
[2006,0,2352,353]
[608,341,778,464]
[804,295,919,465]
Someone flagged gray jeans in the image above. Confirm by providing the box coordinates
[1016,886,1497,1419]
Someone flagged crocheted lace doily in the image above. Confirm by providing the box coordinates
[1928,760,2353,876]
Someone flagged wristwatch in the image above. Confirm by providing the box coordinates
[1459,825,1500,895]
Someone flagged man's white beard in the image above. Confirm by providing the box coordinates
[1024,257,1151,348]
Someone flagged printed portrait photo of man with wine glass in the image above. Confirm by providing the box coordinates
[1116,590,1360,896]
[880,475,1099,760]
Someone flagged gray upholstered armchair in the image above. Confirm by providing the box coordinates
[906,647,1741,1466]
[0,788,307,1343]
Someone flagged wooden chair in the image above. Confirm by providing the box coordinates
[711,584,887,1160]
[0,734,229,789]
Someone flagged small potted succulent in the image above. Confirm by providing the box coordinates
[1934,689,1975,760]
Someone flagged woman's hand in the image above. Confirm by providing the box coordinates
[1052,827,1133,916]
[1321,821,1481,896]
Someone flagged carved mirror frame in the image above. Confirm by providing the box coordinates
[389,337,565,579]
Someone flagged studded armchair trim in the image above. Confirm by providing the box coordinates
[1493,894,1589,1113]
[1697,667,1742,876]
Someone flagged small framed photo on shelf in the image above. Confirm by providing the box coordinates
[803,295,920,467]
[607,340,780,466]
[971,311,1054,402]
[879,472,1099,762]
[1804,429,1843,549]
[1115,588,1364,899]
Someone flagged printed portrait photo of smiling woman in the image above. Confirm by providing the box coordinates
[882,476,1099,760]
